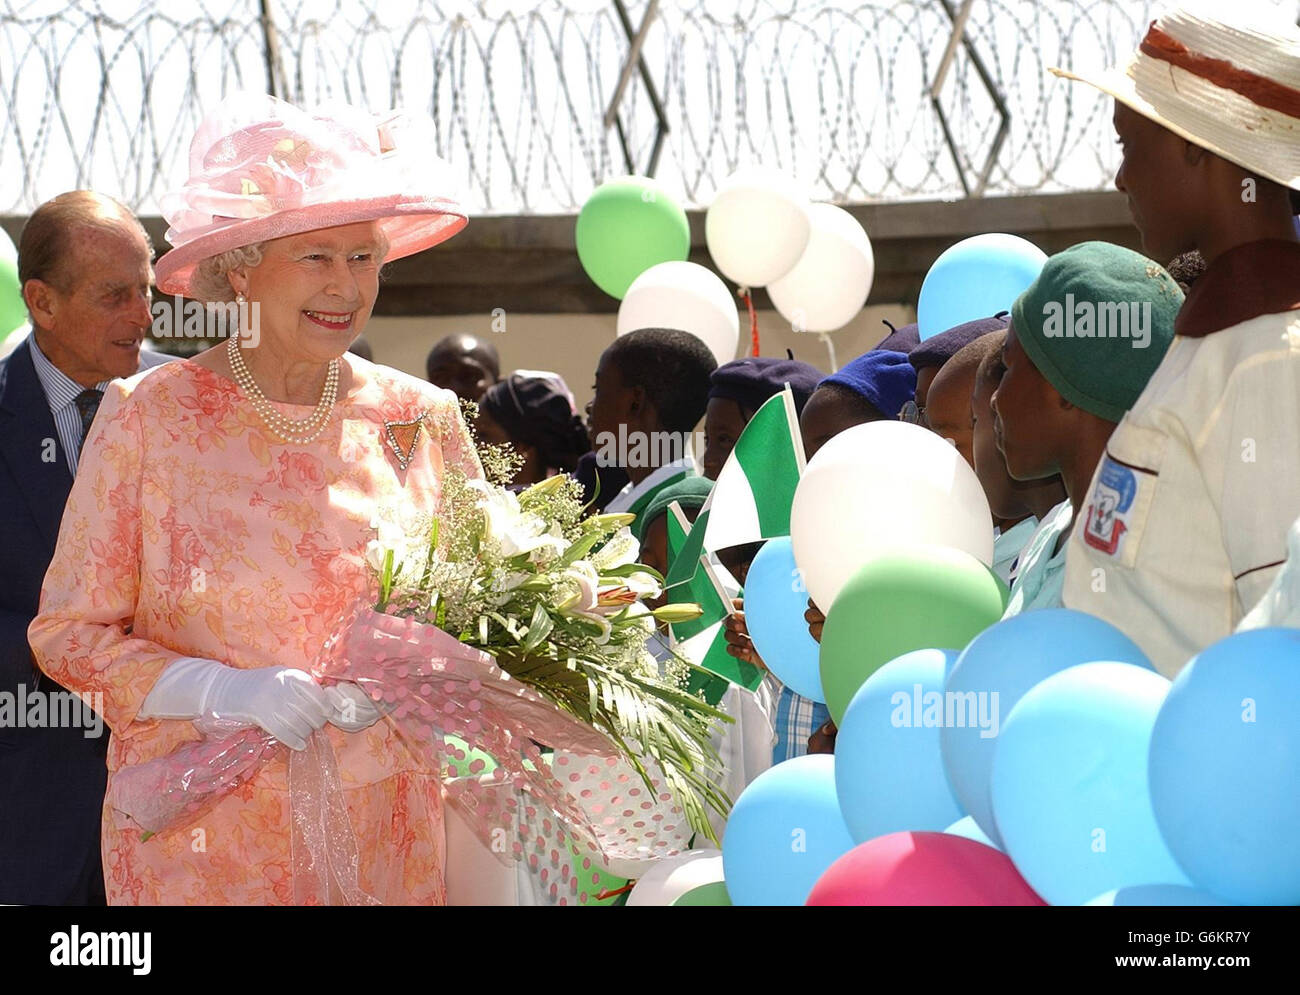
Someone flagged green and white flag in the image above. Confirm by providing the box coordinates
[701,387,806,553]
[664,503,763,694]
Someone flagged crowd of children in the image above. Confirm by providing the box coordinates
[421,5,1300,853]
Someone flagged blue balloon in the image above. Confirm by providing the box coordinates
[744,537,824,701]
[991,662,1190,906]
[941,608,1151,847]
[1149,628,1300,906]
[917,233,1046,341]
[722,755,855,905]
[1085,885,1232,907]
[944,815,998,850]
[835,649,964,843]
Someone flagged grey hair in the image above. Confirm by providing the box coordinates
[189,242,266,302]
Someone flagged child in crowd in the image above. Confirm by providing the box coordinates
[919,316,1010,475]
[701,355,822,480]
[475,371,590,489]
[963,331,1067,585]
[585,327,717,533]
[1053,6,1300,674]
[991,241,1182,616]
[904,315,1007,427]
[723,350,917,761]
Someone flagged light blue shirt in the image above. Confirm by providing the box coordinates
[27,336,111,477]
[1004,499,1074,617]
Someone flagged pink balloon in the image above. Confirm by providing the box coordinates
[806,831,1046,906]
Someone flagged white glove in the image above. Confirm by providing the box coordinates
[139,657,333,751]
[322,682,384,733]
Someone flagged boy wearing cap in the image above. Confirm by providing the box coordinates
[991,242,1182,616]
[962,331,1068,585]
[702,355,822,481]
[1054,5,1300,674]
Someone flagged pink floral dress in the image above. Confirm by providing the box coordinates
[28,355,482,905]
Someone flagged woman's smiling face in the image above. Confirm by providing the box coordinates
[234,221,387,363]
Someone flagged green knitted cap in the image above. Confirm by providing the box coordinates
[632,474,714,542]
[1010,241,1184,422]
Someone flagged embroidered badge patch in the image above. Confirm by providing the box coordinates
[1083,456,1140,556]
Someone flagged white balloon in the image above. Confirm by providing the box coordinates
[0,226,16,265]
[768,203,874,333]
[616,260,739,366]
[705,166,811,287]
[625,849,725,906]
[790,421,994,612]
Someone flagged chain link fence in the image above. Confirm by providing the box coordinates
[2,0,1287,215]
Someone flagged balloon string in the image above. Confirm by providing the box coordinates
[819,331,838,373]
[737,287,759,356]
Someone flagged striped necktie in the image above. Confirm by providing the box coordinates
[74,388,104,456]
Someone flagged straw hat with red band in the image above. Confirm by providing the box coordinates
[1051,5,1300,193]
[154,93,468,298]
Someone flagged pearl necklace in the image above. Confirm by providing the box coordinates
[226,335,339,444]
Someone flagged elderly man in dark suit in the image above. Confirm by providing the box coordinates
[0,191,172,905]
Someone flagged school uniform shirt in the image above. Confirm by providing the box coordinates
[604,456,695,531]
[1237,513,1300,631]
[992,516,1040,586]
[1003,500,1072,618]
[1061,240,1300,678]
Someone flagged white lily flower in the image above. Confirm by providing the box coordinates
[590,527,640,571]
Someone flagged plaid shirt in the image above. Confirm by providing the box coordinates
[772,683,830,764]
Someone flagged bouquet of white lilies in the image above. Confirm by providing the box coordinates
[366,454,731,841]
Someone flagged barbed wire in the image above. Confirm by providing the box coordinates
[0,0,1207,214]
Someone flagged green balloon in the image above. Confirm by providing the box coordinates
[671,881,731,906]
[818,545,1009,725]
[0,257,26,339]
[575,177,690,299]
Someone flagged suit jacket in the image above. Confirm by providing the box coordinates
[0,338,172,904]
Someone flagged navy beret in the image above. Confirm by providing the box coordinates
[873,320,921,354]
[708,356,824,416]
[908,314,1009,373]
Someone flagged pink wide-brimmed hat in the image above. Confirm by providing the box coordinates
[1050,5,1300,193]
[154,93,468,297]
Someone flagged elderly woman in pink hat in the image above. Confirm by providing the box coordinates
[28,95,480,905]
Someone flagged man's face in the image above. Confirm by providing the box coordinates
[923,360,976,471]
[30,220,153,385]
[989,323,1060,481]
[431,338,501,400]
[702,396,749,480]
[1113,100,1198,262]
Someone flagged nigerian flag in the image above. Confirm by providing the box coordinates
[701,387,805,553]
[664,503,763,697]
